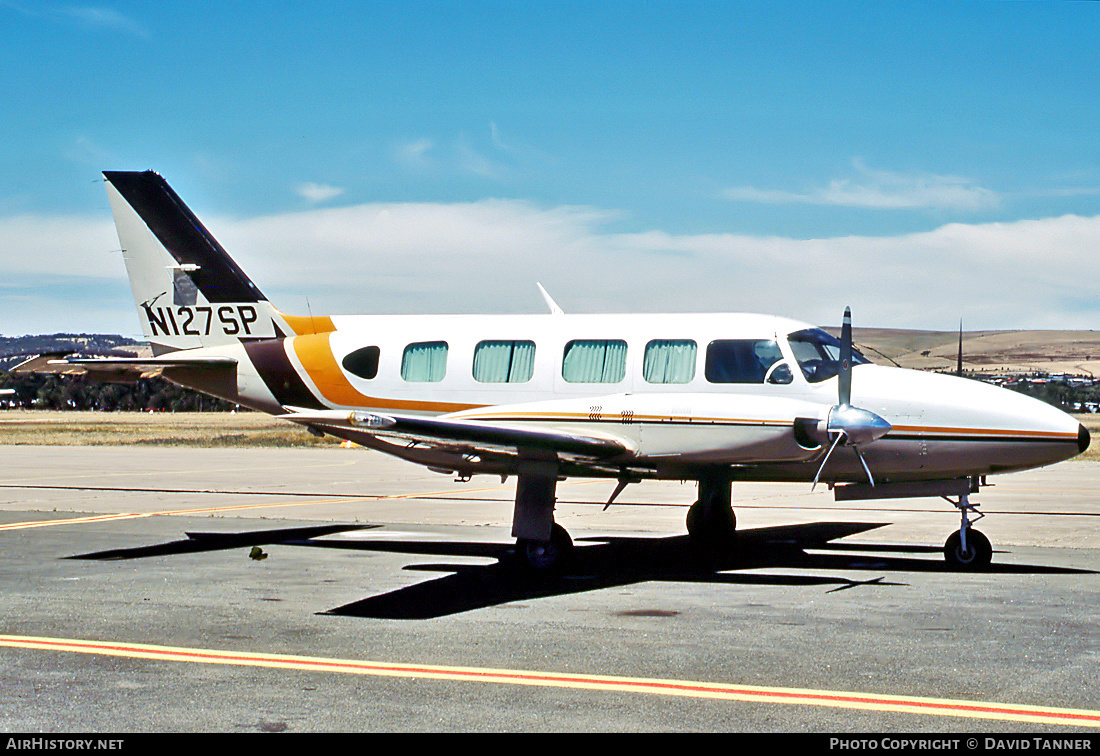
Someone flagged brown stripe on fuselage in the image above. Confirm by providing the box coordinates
[242,339,325,409]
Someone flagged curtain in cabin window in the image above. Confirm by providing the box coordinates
[401,341,448,382]
[473,340,536,383]
[643,340,697,384]
[562,340,627,383]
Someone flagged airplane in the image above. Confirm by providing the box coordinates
[18,170,1090,572]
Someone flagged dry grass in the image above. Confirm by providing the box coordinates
[1075,414,1100,461]
[0,410,341,447]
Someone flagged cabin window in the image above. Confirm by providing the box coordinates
[705,339,785,384]
[341,345,380,380]
[643,339,697,384]
[562,339,627,383]
[473,340,536,383]
[401,341,448,382]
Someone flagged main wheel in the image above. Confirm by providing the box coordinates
[518,523,573,571]
[686,499,737,548]
[944,528,992,570]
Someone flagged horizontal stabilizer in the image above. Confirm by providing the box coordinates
[13,353,236,382]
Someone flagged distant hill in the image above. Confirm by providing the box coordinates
[826,328,1100,377]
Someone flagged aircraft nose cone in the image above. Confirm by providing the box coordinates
[1080,423,1091,454]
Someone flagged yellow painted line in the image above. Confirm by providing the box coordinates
[0,481,519,531]
[0,512,156,530]
[1,634,1098,727]
[0,499,354,531]
[0,458,359,487]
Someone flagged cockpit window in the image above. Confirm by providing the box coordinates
[705,339,785,384]
[787,328,870,383]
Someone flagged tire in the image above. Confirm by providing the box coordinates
[944,528,992,570]
[686,500,737,548]
[518,523,573,571]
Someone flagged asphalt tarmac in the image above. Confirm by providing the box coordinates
[1,445,1098,734]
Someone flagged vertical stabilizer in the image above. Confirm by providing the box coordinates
[104,171,302,351]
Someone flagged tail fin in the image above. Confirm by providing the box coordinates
[104,171,330,351]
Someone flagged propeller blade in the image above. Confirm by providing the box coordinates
[839,306,852,407]
[853,446,875,487]
[810,307,890,491]
[957,318,963,377]
[812,431,846,491]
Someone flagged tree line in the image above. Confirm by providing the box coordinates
[1007,380,1100,412]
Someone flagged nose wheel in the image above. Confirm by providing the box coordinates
[944,492,992,570]
[945,528,992,569]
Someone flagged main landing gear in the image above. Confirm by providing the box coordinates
[510,458,573,571]
[685,475,737,550]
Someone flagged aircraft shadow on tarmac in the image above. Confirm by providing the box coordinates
[69,521,1097,620]
[67,523,381,560]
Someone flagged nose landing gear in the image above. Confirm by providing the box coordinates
[835,477,995,570]
[944,491,992,570]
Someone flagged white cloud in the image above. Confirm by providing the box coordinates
[2,202,1099,335]
[395,132,516,181]
[396,139,434,168]
[456,140,508,180]
[0,214,118,278]
[60,6,149,38]
[724,160,1001,212]
[3,3,150,39]
[490,122,516,153]
[295,182,345,204]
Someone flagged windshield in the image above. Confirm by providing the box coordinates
[787,328,870,383]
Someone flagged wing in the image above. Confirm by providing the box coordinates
[280,408,636,476]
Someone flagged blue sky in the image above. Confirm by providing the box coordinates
[2,1,1100,336]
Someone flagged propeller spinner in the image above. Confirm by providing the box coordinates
[811,307,892,489]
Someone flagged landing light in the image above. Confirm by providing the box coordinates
[349,411,396,429]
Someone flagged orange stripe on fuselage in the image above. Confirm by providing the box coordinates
[276,310,335,336]
[890,424,1077,441]
[289,332,477,413]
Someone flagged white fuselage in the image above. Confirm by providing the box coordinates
[206,311,1084,484]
